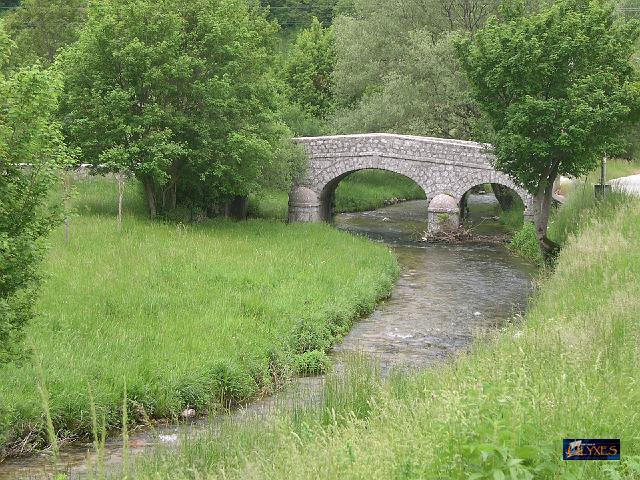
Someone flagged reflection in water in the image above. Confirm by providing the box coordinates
[0,198,534,480]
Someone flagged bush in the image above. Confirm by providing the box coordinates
[0,29,69,364]
[509,222,543,266]
[294,350,331,376]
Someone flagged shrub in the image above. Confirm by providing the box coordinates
[509,222,543,266]
[294,350,331,376]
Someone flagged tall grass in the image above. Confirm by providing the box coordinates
[0,176,399,455]
[128,194,640,479]
[334,170,425,213]
[549,183,632,246]
[508,159,640,263]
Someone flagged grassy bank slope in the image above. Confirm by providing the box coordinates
[134,197,640,477]
[0,177,399,455]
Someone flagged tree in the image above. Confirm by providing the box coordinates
[457,0,640,255]
[0,22,69,363]
[60,0,292,218]
[285,17,336,119]
[261,0,340,28]
[330,0,498,138]
[3,0,86,67]
[332,32,481,139]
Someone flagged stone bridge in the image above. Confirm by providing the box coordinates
[288,133,534,232]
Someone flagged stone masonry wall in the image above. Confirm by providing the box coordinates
[289,133,534,230]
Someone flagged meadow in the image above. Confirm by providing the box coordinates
[0,176,399,456]
[126,185,640,478]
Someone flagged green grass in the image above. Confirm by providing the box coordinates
[592,158,640,183]
[508,159,640,263]
[548,185,632,246]
[248,170,426,220]
[333,170,426,213]
[0,176,399,455]
[128,193,640,479]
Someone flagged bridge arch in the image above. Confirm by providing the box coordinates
[317,164,429,222]
[288,133,535,231]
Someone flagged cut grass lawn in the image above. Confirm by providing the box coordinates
[129,191,640,479]
[0,176,399,455]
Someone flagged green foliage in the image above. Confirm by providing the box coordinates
[59,0,294,217]
[509,222,543,266]
[458,0,640,242]
[261,0,342,28]
[330,0,498,137]
[127,186,640,480]
[0,23,69,364]
[0,177,398,453]
[498,205,525,232]
[285,17,336,120]
[3,0,86,67]
[294,350,331,375]
[333,32,481,139]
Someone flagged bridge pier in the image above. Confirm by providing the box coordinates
[288,186,322,222]
[427,194,460,233]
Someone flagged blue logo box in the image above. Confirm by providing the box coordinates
[563,439,620,461]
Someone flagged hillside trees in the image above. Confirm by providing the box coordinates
[0,22,70,363]
[458,0,640,254]
[3,0,87,67]
[285,17,336,120]
[330,0,498,138]
[60,0,296,218]
[261,0,343,28]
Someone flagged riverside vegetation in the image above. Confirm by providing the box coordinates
[0,176,401,456]
[122,173,640,479]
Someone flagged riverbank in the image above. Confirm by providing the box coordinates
[127,192,640,477]
[0,177,399,458]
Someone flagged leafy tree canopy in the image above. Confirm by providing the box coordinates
[260,0,342,28]
[60,0,296,217]
[0,21,69,363]
[285,17,336,120]
[457,0,640,250]
[330,0,499,138]
[3,0,86,67]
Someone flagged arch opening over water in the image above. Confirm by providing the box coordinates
[319,168,427,222]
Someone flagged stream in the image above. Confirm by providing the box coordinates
[0,196,535,479]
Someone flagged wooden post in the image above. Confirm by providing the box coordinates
[116,171,125,230]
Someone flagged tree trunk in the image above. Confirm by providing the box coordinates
[169,181,177,211]
[533,173,560,262]
[116,171,125,230]
[491,183,515,211]
[142,175,157,218]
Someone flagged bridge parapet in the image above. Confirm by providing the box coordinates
[295,133,493,170]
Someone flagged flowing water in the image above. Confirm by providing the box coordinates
[0,196,535,479]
